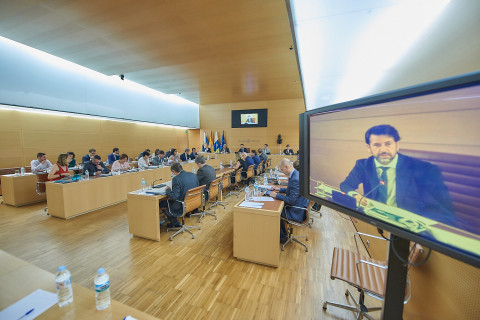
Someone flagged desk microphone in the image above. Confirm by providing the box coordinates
[152,178,164,188]
[358,180,385,208]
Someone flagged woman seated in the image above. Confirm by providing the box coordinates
[111,154,131,171]
[168,148,180,163]
[137,151,150,169]
[67,151,76,167]
[48,153,71,181]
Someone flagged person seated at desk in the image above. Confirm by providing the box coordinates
[202,143,212,153]
[159,163,199,228]
[238,144,246,153]
[83,155,110,176]
[221,144,230,153]
[138,151,150,169]
[67,151,76,168]
[258,148,268,168]
[263,144,271,155]
[111,153,131,171]
[189,148,198,160]
[168,148,180,163]
[138,149,151,161]
[195,155,216,192]
[180,148,191,162]
[82,148,96,164]
[30,152,53,173]
[108,147,120,164]
[238,152,254,180]
[251,150,261,171]
[151,149,166,166]
[339,124,454,224]
[268,158,309,243]
[48,153,71,181]
[283,145,294,155]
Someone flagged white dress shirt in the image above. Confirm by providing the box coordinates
[30,159,53,173]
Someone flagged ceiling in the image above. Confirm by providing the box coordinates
[0,0,302,105]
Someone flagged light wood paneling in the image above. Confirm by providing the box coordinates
[0,109,188,168]
[200,98,305,154]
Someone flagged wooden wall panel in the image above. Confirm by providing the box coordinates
[0,109,188,168]
[200,98,305,154]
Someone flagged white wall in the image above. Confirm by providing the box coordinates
[0,36,199,128]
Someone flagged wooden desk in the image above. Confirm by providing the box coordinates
[127,186,169,241]
[1,173,46,206]
[233,198,284,267]
[0,250,158,319]
[46,167,172,219]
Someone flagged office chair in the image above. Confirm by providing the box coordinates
[241,165,254,186]
[35,173,49,214]
[210,173,229,209]
[166,185,204,241]
[225,169,243,197]
[281,200,314,252]
[255,160,264,176]
[323,232,423,319]
[192,177,221,222]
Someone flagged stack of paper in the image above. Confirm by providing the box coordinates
[252,196,274,202]
[239,201,264,208]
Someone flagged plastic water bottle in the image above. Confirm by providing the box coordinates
[254,181,259,196]
[94,268,110,310]
[269,169,273,178]
[245,186,250,201]
[85,170,89,180]
[230,160,233,166]
[264,175,268,185]
[20,167,25,176]
[55,265,73,307]
[141,178,146,192]
[192,167,196,173]
[207,155,210,160]
[220,162,223,169]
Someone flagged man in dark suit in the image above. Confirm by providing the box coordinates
[195,155,216,193]
[238,144,246,153]
[189,148,198,160]
[283,145,294,155]
[160,163,199,228]
[180,148,190,162]
[340,124,454,224]
[221,144,230,153]
[203,143,212,153]
[268,158,309,242]
[82,155,110,176]
[82,148,96,163]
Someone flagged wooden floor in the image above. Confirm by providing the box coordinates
[0,193,381,319]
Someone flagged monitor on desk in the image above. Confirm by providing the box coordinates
[300,71,480,268]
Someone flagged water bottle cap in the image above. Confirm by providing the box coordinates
[58,265,66,271]
[97,268,105,274]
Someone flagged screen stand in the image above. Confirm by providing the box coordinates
[381,234,409,319]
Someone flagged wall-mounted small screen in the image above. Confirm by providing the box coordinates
[232,109,267,128]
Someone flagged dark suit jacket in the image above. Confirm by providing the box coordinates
[252,155,261,169]
[239,147,246,153]
[166,170,199,217]
[81,154,91,163]
[340,154,454,224]
[197,164,217,194]
[82,161,110,175]
[204,148,212,153]
[275,169,309,222]
[189,152,197,160]
[108,153,119,164]
[283,149,294,155]
[221,148,230,153]
[180,153,189,162]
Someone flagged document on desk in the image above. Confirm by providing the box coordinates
[252,196,274,202]
[258,185,272,189]
[0,289,57,320]
[278,176,288,180]
[239,201,264,208]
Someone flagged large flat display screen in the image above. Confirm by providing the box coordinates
[232,109,267,128]
[302,72,480,267]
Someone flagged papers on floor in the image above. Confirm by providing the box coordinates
[239,201,264,208]
[0,289,58,320]
[252,196,274,202]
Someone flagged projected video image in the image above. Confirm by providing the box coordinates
[309,84,480,257]
[241,113,258,124]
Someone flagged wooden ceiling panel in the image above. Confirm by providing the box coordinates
[0,0,303,105]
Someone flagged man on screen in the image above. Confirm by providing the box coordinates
[340,124,454,223]
[244,114,254,124]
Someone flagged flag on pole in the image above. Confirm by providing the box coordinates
[209,131,214,150]
[221,131,226,150]
[203,131,208,151]
[214,131,220,153]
